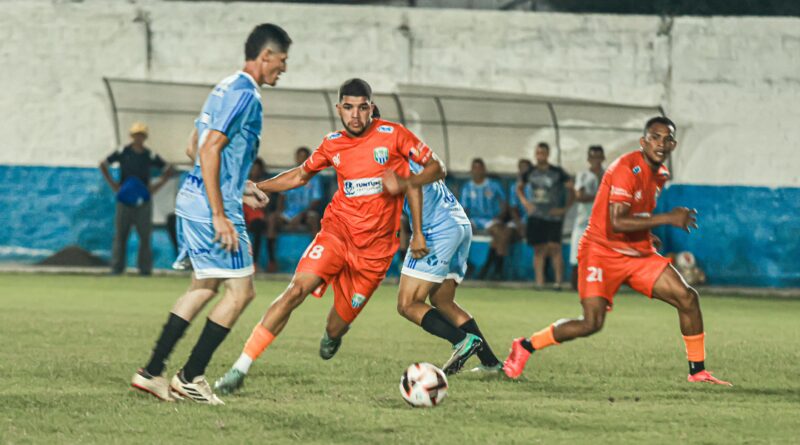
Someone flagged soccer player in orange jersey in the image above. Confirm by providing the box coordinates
[503,117,732,386]
[214,79,446,394]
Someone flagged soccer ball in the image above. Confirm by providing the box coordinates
[399,362,449,407]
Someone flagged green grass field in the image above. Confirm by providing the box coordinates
[1,273,799,444]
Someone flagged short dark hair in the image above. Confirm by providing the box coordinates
[252,157,266,170]
[471,158,485,168]
[588,145,604,155]
[245,23,292,60]
[644,116,676,136]
[338,78,372,102]
[537,142,550,152]
[295,146,311,157]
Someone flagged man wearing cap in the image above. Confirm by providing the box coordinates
[100,122,175,276]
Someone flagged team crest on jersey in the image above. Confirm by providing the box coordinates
[326,132,342,141]
[333,153,341,167]
[378,125,394,134]
[351,293,367,309]
[632,166,641,174]
[373,147,389,165]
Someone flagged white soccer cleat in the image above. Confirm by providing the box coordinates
[131,368,175,402]
[170,370,225,405]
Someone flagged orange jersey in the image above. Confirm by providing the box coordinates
[302,118,433,258]
[583,150,670,256]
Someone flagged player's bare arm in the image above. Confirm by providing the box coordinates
[383,155,445,196]
[99,160,119,192]
[515,180,536,215]
[199,129,238,253]
[406,184,429,259]
[243,180,269,209]
[609,202,698,233]
[256,166,316,194]
[185,128,199,162]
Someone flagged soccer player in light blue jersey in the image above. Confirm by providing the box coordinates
[130,24,291,405]
[396,160,502,375]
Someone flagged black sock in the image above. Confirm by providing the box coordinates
[145,313,190,376]
[479,249,497,279]
[420,309,467,345]
[689,361,705,375]
[266,238,276,263]
[520,338,535,353]
[182,318,231,381]
[494,255,505,279]
[459,319,499,367]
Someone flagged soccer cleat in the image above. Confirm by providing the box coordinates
[319,332,342,360]
[503,337,532,379]
[214,368,247,395]
[469,363,504,374]
[130,368,175,402]
[170,370,225,405]
[687,370,733,386]
[442,333,483,375]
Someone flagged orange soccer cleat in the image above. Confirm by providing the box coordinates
[503,338,532,379]
[687,370,733,386]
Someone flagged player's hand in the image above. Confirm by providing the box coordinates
[525,202,537,215]
[212,214,239,252]
[669,207,698,232]
[243,180,269,209]
[651,233,663,250]
[382,169,408,196]
[410,234,429,260]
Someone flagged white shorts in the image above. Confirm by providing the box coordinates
[174,216,254,279]
[401,223,472,284]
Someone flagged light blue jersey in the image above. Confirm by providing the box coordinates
[403,161,470,231]
[175,71,263,225]
[401,161,472,283]
[460,178,506,222]
[282,174,324,220]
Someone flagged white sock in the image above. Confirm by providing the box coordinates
[233,353,254,374]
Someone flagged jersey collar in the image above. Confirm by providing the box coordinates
[238,70,260,89]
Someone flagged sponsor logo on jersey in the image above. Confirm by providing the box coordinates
[373,147,389,165]
[610,186,632,199]
[632,166,641,174]
[343,177,383,198]
[187,173,204,188]
[199,113,210,125]
[326,132,342,141]
[333,153,341,167]
[378,125,394,134]
[351,293,367,309]
[189,247,211,256]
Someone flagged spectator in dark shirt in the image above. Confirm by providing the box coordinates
[517,142,573,289]
[100,122,174,275]
[244,157,276,271]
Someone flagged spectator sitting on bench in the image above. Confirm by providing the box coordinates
[460,157,514,280]
[265,146,323,272]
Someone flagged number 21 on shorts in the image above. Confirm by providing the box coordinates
[302,243,325,260]
[586,266,603,282]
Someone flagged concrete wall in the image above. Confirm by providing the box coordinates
[1,0,798,186]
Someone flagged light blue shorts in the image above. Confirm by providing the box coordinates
[402,223,472,284]
[174,216,254,279]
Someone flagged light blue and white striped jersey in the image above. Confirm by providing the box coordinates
[282,174,324,219]
[175,71,263,225]
[460,178,506,221]
[403,160,470,231]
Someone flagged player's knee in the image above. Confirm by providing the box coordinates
[676,287,700,312]
[582,316,604,336]
[280,283,308,307]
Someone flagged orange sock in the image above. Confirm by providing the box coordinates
[243,324,275,360]
[530,324,560,350]
[682,333,706,362]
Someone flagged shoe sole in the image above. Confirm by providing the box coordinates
[443,338,483,375]
[130,383,173,402]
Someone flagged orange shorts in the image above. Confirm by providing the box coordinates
[295,229,393,324]
[577,239,671,306]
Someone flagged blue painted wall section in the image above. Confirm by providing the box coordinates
[654,184,800,288]
[1,166,798,287]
